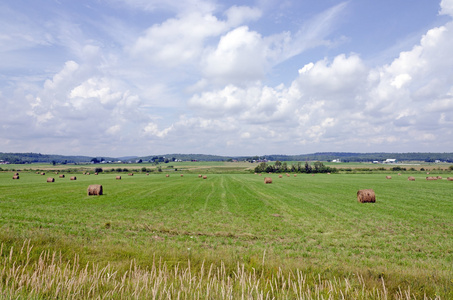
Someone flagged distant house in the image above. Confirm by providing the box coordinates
[332,159,341,163]
[384,159,397,164]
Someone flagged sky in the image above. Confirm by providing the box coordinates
[1,0,453,157]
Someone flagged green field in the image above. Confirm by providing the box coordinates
[0,169,452,299]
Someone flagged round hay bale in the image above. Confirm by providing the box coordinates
[294,174,297,177]
[86,172,90,175]
[41,172,45,175]
[55,172,58,175]
[14,172,19,176]
[47,177,55,183]
[203,176,207,179]
[166,174,170,177]
[426,176,437,180]
[447,177,453,181]
[59,174,65,178]
[408,176,415,181]
[398,173,401,176]
[36,171,40,174]
[386,176,392,179]
[357,189,376,203]
[198,174,202,178]
[426,172,430,175]
[116,176,121,180]
[87,184,103,196]
[146,173,149,175]
[128,173,133,176]
[180,174,184,177]
[437,176,442,180]
[94,172,98,175]
[278,175,283,178]
[264,177,272,184]
[12,175,19,180]
[70,176,77,180]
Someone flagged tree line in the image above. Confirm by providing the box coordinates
[254,161,337,174]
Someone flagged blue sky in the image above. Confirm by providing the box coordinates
[1,0,453,156]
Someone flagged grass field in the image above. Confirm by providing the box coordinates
[0,169,452,298]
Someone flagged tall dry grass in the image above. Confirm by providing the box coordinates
[0,241,442,299]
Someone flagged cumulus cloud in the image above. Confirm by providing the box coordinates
[2,0,453,156]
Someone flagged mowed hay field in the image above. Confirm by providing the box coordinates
[0,171,452,299]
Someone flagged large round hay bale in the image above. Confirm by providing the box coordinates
[386,176,392,179]
[87,184,103,196]
[47,177,55,183]
[447,177,453,181]
[70,176,77,180]
[41,172,45,175]
[116,176,121,180]
[59,174,65,178]
[408,176,415,181]
[357,189,375,203]
[426,176,437,180]
[12,175,19,180]
[278,175,283,178]
[264,177,272,184]
[203,176,207,179]
[128,173,133,176]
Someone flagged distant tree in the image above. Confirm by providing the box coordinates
[304,161,312,173]
[51,160,56,166]
[91,158,100,164]
[94,167,103,173]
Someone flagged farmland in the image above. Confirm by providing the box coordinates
[0,167,452,299]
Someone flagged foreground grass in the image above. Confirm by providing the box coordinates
[0,171,452,298]
[1,241,439,300]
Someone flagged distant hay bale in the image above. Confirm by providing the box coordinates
[294,174,297,177]
[264,177,272,184]
[357,189,376,203]
[70,176,77,180]
[437,176,442,180]
[311,174,315,176]
[180,174,184,177]
[447,177,453,181]
[55,172,58,175]
[59,174,65,178]
[278,175,283,178]
[426,176,437,180]
[327,172,331,175]
[259,174,262,176]
[146,173,149,175]
[408,176,415,181]
[386,176,392,179]
[128,173,133,176]
[198,174,202,178]
[426,172,430,175]
[87,184,103,196]
[94,172,98,175]
[116,176,121,180]
[41,172,45,175]
[12,175,19,180]
[36,171,40,174]
[47,177,55,183]
[203,176,207,179]
[166,174,169,177]
[86,172,90,175]
[398,173,401,176]
[14,172,19,176]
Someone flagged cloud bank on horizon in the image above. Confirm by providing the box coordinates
[1,0,453,156]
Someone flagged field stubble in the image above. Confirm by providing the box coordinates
[0,171,452,299]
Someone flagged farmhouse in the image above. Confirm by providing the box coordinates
[383,159,397,164]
